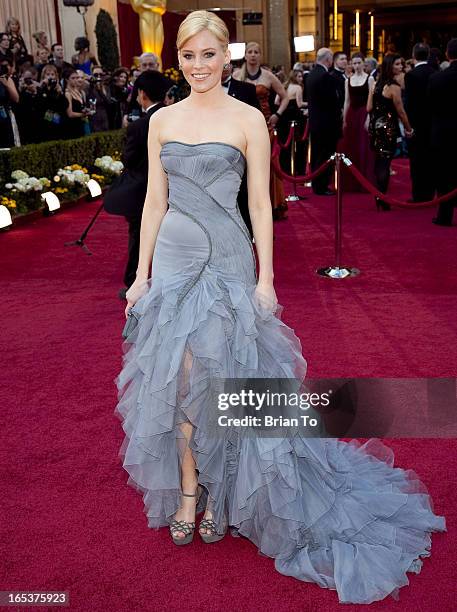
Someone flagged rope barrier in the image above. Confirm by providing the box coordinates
[300,120,310,142]
[274,123,295,149]
[344,158,457,209]
[271,142,333,184]
[270,144,457,209]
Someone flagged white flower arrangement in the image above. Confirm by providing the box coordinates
[56,166,91,186]
[94,155,124,175]
[6,171,51,193]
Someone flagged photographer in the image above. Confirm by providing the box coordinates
[87,66,113,132]
[16,67,41,144]
[109,67,129,129]
[36,64,66,141]
[0,57,20,147]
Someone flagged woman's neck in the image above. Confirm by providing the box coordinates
[186,84,228,109]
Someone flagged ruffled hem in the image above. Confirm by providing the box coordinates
[114,263,446,605]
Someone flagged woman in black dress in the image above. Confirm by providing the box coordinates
[367,53,413,210]
[64,69,90,139]
[5,18,28,64]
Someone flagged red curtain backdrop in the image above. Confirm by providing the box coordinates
[117,0,141,68]
[116,4,237,70]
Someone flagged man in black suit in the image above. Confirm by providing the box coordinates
[329,51,348,117]
[428,38,457,226]
[405,43,435,202]
[307,48,341,195]
[108,70,169,296]
[364,57,378,81]
[222,63,260,237]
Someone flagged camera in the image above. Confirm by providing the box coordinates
[48,78,57,88]
[24,77,33,86]
[0,63,9,77]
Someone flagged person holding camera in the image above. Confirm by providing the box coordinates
[64,69,91,138]
[109,67,130,129]
[16,67,41,144]
[36,64,66,141]
[0,57,20,147]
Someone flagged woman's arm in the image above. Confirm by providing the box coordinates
[269,72,289,117]
[295,83,304,108]
[390,85,412,133]
[366,79,375,113]
[342,78,350,127]
[244,107,276,305]
[134,109,169,281]
[1,76,19,103]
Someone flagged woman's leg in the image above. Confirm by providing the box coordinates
[374,156,391,193]
[172,350,199,539]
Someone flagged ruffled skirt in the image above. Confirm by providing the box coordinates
[114,261,446,604]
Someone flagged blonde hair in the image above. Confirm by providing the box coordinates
[176,10,229,51]
[238,41,261,81]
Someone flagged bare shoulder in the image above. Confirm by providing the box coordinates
[148,103,181,133]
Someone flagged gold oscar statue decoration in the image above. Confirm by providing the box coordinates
[130,0,167,66]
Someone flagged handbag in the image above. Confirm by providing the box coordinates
[122,307,142,340]
[369,111,399,159]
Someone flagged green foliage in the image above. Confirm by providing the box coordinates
[0,130,125,184]
[95,9,120,73]
[0,130,126,216]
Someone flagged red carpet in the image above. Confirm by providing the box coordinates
[1,160,455,611]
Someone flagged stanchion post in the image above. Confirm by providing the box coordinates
[285,120,306,202]
[305,130,312,188]
[317,153,360,279]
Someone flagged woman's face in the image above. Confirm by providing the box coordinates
[115,72,128,87]
[68,73,79,88]
[37,48,49,63]
[352,57,363,72]
[178,29,229,94]
[392,58,403,75]
[0,34,10,50]
[39,33,48,47]
[295,71,303,84]
[42,66,58,81]
[245,44,261,65]
[76,70,86,88]
[9,20,20,34]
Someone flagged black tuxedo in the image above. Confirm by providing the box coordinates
[427,61,457,224]
[104,102,164,287]
[307,64,341,193]
[405,63,436,201]
[329,68,347,112]
[225,77,260,110]
[223,77,260,238]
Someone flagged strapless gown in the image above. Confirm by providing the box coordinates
[114,141,446,605]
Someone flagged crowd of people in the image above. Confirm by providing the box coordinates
[1,14,456,225]
[0,17,169,146]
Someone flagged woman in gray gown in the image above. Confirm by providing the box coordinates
[114,10,446,605]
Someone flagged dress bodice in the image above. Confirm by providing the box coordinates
[159,141,255,281]
[348,76,369,109]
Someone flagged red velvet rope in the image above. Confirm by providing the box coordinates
[300,120,310,142]
[274,123,295,149]
[271,143,333,184]
[345,161,457,209]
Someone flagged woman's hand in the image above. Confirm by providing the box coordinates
[124,278,149,318]
[254,281,278,314]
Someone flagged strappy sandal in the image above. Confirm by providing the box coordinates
[198,515,227,544]
[169,491,199,546]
